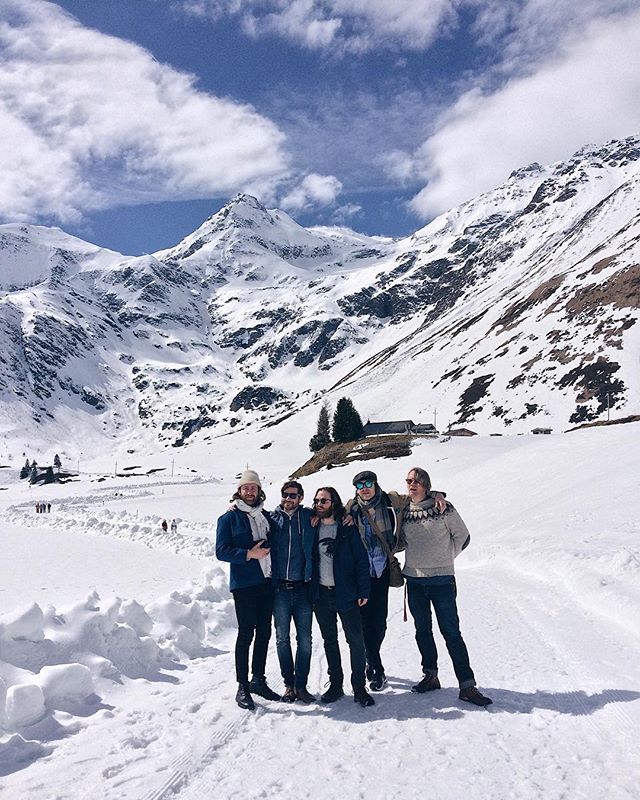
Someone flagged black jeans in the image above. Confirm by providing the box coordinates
[232,580,274,685]
[314,586,367,690]
[406,577,475,689]
[359,567,390,676]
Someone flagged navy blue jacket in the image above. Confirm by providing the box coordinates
[313,521,370,611]
[269,506,317,583]
[216,507,277,592]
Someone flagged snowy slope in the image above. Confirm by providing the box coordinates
[0,423,638,798]
[0,137,639,454]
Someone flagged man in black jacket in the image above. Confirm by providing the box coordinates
[313,486,374,708]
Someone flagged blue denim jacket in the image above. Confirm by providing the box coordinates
[269,506,316,583]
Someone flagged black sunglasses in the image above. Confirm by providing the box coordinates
[355,480,374,490]
[313,498,331,505]
[282,492,299,499]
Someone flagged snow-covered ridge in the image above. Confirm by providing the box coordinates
[1,135,639,450]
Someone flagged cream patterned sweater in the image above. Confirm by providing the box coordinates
[399,498,471,578]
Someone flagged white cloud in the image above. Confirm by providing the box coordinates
[0,0,289,223]
[410,8,640,217]
[280,173,343,210]
[182,0,458,53]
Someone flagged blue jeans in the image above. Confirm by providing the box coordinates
[406,577,475,689]
[273,584,313,689]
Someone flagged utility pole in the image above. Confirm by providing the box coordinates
[171,459,174,478]
[607,392,610,422]
[433,408,437,431]
[114,461,117,477]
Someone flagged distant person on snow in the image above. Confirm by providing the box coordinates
[346,470,447,693]
[170,519,178,534]
[47,503,51,513]
[398,467,492,707]
[161,519,168,533]
[216,470,280,711]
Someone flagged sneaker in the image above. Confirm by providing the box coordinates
[459,686,493,706]
[320,682,344,703]
[235,683,255,710]
[281,686,296,703]
[248,677,281,701]
[411,674,441,693]
[369,671,388,692]
[365,663,375,682]
[295,687,316,704]
[353,686,375,707]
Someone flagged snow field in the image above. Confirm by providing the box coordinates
[0,424,638,798]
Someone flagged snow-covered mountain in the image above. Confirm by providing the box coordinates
[1,137,639,450]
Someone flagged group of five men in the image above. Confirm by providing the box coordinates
[215,467,492,711]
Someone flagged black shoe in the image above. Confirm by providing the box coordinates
[281,686,296,703]
[365,663,375,682]
[411,674,441,693]
[353,687,375,707]
[236,683,255,710]
[295,687,316,704]
[369,671,387,692]
[248,677,281,701]
[459,686,493,706]
[321,682,344,703]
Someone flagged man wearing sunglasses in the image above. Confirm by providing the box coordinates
[401,467,492,707]
[348,470,447,694]
[268,481,317,703]
[313,486,374,707]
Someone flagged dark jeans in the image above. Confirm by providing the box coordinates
[314,585,367,690]
[406,577,475,689]
[273,583,313,689]
[359,567,390,676]
[232,580,274,685]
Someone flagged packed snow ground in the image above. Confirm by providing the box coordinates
[0,424,639,799]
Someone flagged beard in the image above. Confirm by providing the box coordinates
[315,505,333,519]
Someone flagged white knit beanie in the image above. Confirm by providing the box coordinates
[237,469,262,490]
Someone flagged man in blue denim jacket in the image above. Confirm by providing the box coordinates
[269,480,318,703]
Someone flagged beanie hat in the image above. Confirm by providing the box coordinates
[353,470,377,486]
[237,469,262,489]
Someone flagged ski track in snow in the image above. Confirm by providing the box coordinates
[134,567,640,800]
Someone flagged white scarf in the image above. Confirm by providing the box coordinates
[236,499,272,578]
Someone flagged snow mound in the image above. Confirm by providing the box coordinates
[0,566,231,749]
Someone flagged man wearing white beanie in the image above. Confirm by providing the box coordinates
[216,469,280,710]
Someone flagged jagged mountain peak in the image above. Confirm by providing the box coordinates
[1,134,638,450]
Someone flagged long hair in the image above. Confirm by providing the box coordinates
[314,486,345,520]
[407,467,431,492]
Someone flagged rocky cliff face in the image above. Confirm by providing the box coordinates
[1,137,639,448]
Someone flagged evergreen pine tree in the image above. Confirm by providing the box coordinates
[29,462,39,484]
[53,454,62,472]
[309,402,332,452]
[332,397,364,443]
[20,459,30,479]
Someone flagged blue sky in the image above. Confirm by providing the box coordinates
[1,0,639,255]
